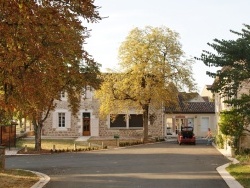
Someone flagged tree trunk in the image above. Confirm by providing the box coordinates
[29,121,32,131]
[32,106,52,152]
[24,117,27,132]
[142,104,149,142]
[19,117,22,128]
[33,119,42,151]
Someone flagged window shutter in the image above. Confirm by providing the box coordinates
[65,112,71,128]
[52,112,57,128]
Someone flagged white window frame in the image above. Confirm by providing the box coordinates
[82,86,93,100]
[58,112,66,128]
[53,109,71,131]
[60,91,67,101]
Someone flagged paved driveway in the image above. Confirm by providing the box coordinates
[6,141,230,188]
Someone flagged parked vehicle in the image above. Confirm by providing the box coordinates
[177,126,196,145]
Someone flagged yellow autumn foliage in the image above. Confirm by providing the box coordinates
[95,26,196,141]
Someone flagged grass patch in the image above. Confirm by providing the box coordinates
[227,154,250,188]
[0,169,39,188]
[226,163,250,188]
[16,138,98,153]
[17,138,75,150]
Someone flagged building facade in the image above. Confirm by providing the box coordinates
[214,81,250,150]
[43,89,215,139]
[42,88,164,139]
[164,92,216,137]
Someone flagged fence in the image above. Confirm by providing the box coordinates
[0,124,16,149]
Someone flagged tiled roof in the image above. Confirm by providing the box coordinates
[165,102,215,113]
[164,93,215,114]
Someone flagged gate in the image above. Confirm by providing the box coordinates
[0,125,16,149]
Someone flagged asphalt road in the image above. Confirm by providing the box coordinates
[6,140,230,188]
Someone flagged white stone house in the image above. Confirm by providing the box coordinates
[43,88,215,139]
[42,87,163,139]
[43,87,100,137]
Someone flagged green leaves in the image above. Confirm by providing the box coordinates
[200,24,250,151]
[198,24,250,95]
[219,110,243,136]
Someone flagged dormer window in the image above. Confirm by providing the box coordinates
[82,86,92,100]
[60,91,65,98]
[60,91,67,101]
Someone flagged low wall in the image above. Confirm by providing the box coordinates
[88,137,142,147]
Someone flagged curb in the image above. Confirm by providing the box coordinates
[217,163,243,188]
[24,170,50,188]
[214,144,244,188]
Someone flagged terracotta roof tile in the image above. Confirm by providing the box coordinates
[165,102,215,113]
[165,92,215,114]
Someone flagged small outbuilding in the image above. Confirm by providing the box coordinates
[164,92,216,137]
[0,124,17,148]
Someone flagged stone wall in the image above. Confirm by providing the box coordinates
[240,134,250,151]
[99,109,164,139]
[43,100,80,137]
[88,137,142,147]
[43,92,164,139]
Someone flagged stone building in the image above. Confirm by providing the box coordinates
[43,87,164,139]
[164,92,216,137]
[43,87,215,140]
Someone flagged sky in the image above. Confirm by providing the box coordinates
[84,0,250,93]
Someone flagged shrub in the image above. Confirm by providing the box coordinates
[215,134,224,149]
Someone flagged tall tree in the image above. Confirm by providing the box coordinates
[198,24,250,147]
[0,0,101,151]
[95,26,196,142]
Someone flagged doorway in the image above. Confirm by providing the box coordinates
[201,117,209,132]
[175,118,186,134]
[82,113,91,136]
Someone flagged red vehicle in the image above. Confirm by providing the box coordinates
[177,126,196,145]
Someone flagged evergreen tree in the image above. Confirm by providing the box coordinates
[198,24,250,146]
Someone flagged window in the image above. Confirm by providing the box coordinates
[60,91,65,98]
[58,113,66,127]
[110,114,126,128]
[175,118,186,132]
[187,118,194,127]
[82,86,92,99]
[109,114,143,128]
[129,114,143,127]
[52,110,71,130]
